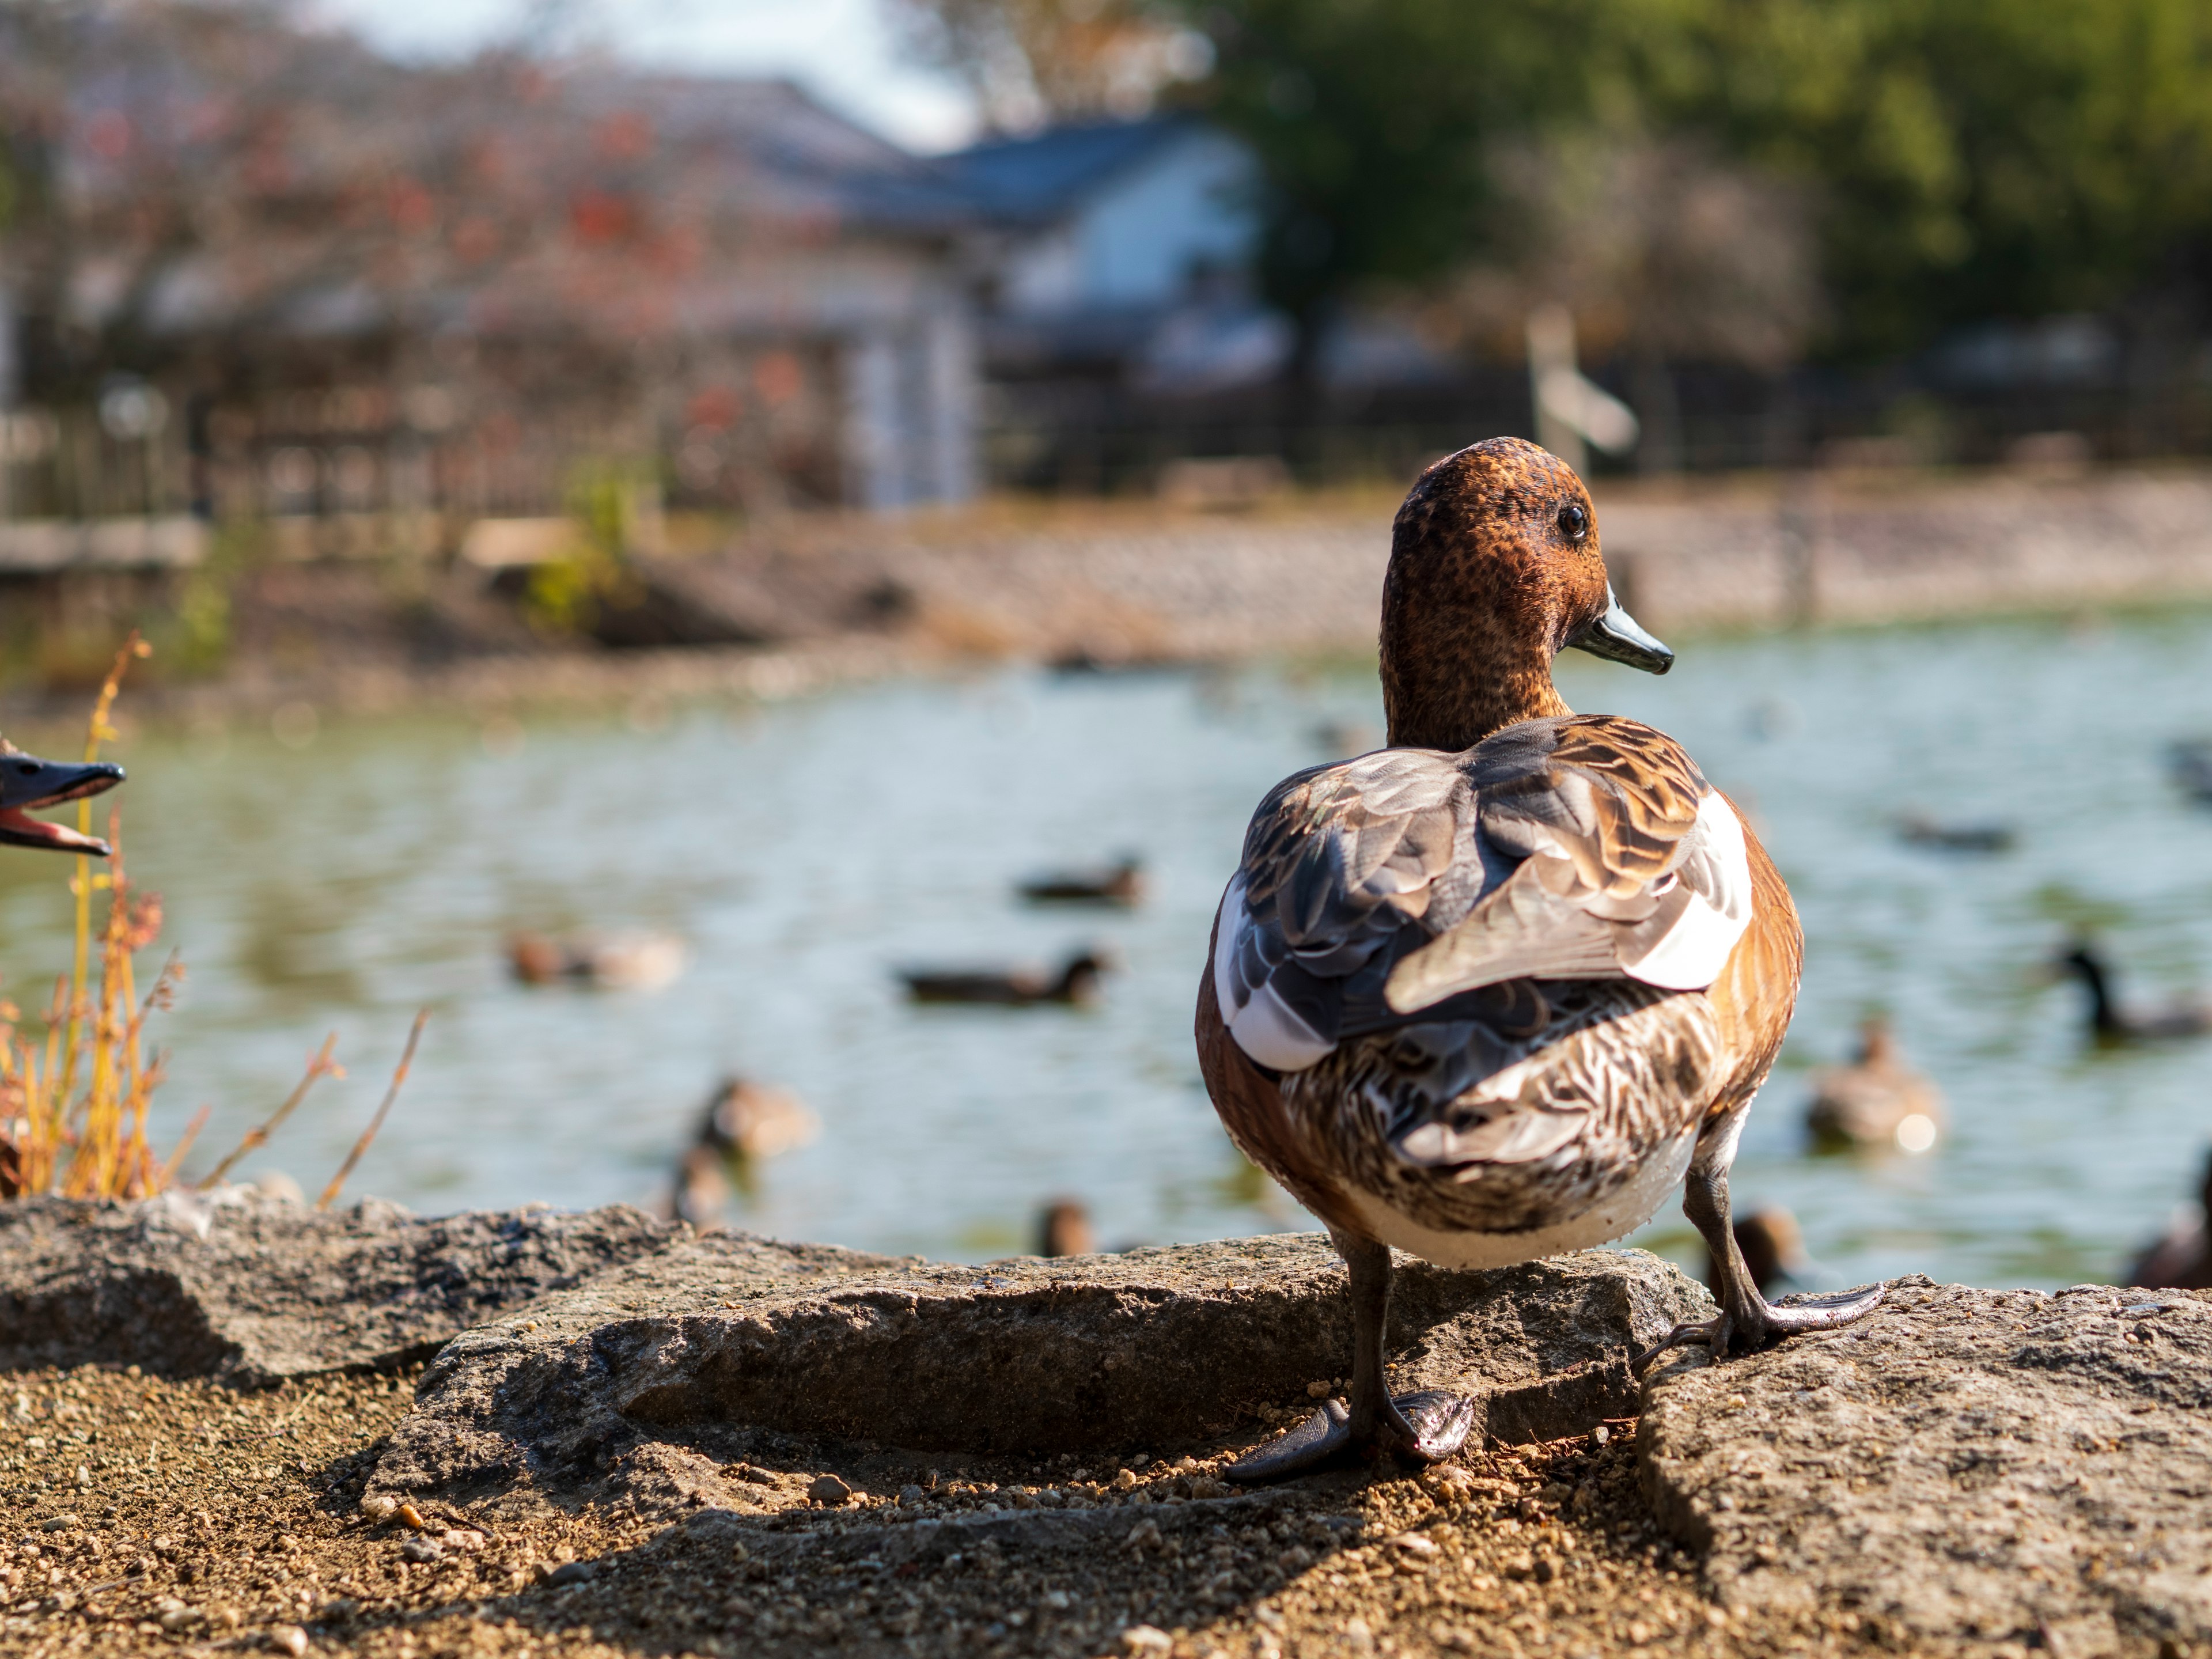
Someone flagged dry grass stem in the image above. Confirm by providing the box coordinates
[317,1009,430,1210]
[195,1034,343,1192]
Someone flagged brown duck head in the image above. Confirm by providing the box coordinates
[1380,436,1670,752]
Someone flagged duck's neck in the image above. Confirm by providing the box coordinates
[2070,956,2119,1033]
[1380,640,1571,753]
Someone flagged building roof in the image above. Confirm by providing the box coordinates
[941,115,1210,224]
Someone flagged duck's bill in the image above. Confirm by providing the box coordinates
[1567,587,1673,674]
[0,756,125,855]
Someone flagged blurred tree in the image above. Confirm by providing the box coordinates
[888,0,1213,132]
[1176,0,2212,365]
[1646,0,2212,355]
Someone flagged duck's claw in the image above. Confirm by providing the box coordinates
[1633,1282,1888,1374]
[1227,1389,1476,1484]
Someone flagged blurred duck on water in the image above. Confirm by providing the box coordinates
[1805,1018,1945,1153]
[1196,438,1885,1482]
[900,948,1113,1007]
[2169,738,2212,805]
[2051,941,2212,1044]
[1706,1207,1810,1297]
[664,1077,820,1228]
[2127,1149,2212,1291]
[1018,856,1146,907]
[508,930,687,991]
[1036,1198,1095,1257]
[1896,812,2014,854]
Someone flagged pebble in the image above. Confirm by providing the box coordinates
[359,1494,397,1522]
[1392,1533,1439,1557]
[897,1484,926,1506]
[398,1536,444,1564]
[808,1474,852,1506]
[271,1624,309,1656]
[38,1515,78,1533]
[1113,1468,1139,1491]
[1120,1624,1172,1653]
[545,1560,597,1586]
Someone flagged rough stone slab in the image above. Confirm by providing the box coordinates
[369,1232,1711,1502]
[0,1192,676,1384]
[1639,1278,2212,1654]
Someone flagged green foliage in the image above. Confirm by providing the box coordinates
[518,459,653,638]
[1181,0,2212,359]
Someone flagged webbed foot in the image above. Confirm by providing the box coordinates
[1633,1282,1888,1374]
[1227,1389,1475,1484]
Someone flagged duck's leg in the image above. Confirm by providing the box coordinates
[1228,1235,1475,1483]
[1635,1111,1885,1372]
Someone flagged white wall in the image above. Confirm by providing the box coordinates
[1075,128,1259,309]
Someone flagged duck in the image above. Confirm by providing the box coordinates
[0,744,124,1197]
[1018,857,1146,907]
[1036,1198,1096,1257]
[1805,1018,1945,1152]
[1198,437,1885,1480]
[507,930,687,991]
[2126,1148,2212,1290]
[900,948,1112,1007]
[1896,813,2014,854]
[0,743,124,856]
[2168,738,2212,805]
[664,1077,819,1226]
[2051,941,2212,1043]
[1706,1207,1809,1297]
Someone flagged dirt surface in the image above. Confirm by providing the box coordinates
[0,1361,1888,1659]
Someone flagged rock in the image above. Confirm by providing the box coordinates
[270,1625,309,1657]
[1640,1279,2212,1651]
[368,1230,1707,1504]
[397,1536,444,1563]
[0,1193,676,1382]
[807,1474,852,1506]
[544,1560,597,1586]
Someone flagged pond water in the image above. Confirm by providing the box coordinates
[6,608,2212,1289]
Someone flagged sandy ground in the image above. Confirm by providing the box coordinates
[0,1363,1891,1659]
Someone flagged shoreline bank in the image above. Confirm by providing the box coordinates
[8,463,2212,736]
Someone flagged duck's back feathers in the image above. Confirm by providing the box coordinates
[1213,714,1753,1074]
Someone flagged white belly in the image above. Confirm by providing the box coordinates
[1340,1128,1698,1270]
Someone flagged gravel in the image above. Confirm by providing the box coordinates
[0,1361,1888,1658]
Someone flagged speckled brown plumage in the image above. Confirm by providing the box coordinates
[1380,439,1610,753]
[1204,436,1798,1252]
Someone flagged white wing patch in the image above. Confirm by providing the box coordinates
[1616,790,1752,990]
[1213,876,1336,1071]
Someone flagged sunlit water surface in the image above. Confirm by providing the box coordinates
[6,610,2212,1287]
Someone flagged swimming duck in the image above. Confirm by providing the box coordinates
[2126,1148,2212,1290]
[1805,1018,1945,1152]
[1018,857,1146,907]
[0,743,124,856]
[507,930,687,991]
[900,948,1112,1007]
[1896,813,2014,854]
[1706,1206,1809,1297]
[2052,942,2212,1044]
[1036,1198,1096,1257]
[2168,739,2212,806]
[1199,438,1884,1479]
[664,1077,819,1226]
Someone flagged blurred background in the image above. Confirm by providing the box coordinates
[5,0,2212,1291]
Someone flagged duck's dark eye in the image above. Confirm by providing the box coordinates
[1556,502,1588,542]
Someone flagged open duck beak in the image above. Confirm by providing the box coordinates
[0,751,125,855]
[1566,586,1673,675]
